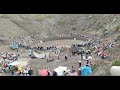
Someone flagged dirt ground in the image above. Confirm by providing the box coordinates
[0,39,98,76]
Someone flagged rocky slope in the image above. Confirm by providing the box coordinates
[0,14,120,41]
[0,14,120,75]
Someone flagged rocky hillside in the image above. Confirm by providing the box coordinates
[0,14,119,41]
[0,14,120,75]
[0,14,120,59]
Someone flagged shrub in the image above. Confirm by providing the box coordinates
[1,34,4,37]
[0,63,2,67]
[92,64,98,70]
[58,20,65,26]
[92,61,106,71]
[112,60,120,66]
[34,15,54,21]
[89,47,94,52]
[117,34,120,39]
[102,29,107,33]
[115,25,120,32]
[72,27,77,30]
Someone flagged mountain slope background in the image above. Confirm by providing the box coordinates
[0,14,120,42]
[0,14,120,75]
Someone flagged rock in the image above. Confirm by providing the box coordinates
[110,66,120,76]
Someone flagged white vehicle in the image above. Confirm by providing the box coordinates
[28,49,45,59]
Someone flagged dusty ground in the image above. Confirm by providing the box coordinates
[0,39,102,76]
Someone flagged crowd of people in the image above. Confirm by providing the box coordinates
[0,33,117,76]
[0,52,19,72]
[94,41,114,59]
[11,66,33,76]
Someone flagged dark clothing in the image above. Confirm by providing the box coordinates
[80,54,83,60]
[58,56,60,60]
[47,71,51,76]
[86,55,88,59]
[78,69,81,76]
[11,71,14,76]
[87,60,89,64]
[65,56,68,61]
[28,69,33,76]
[53,71,57,76]
[79,62,81,68]
[101,56,105,59]
[71,67,75,73]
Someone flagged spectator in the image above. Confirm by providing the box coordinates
[11,71,14,76]
[22,68,28,76]
[53,71,57,76]
[47,70,52,76]
[90,62,92,66]
[86,60,89,65]
[77,68,81,76]
[80,52,83,60]
[58,56,60,61]
[78,61,81,68]
[63,71,67,76]
[28,67,33,76]
[65,54,68,61]
[71,66,75,73]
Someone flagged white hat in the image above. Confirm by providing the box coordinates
[79,61,81,63]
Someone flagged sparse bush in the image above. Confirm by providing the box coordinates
[1,35,4,37]
[0,63,2,67]
[47,15,53,19]
[115,25,120,32]
[82,29,85,31]
[11,19,28,28]
[58,20,65,26]
[1,14,10,18]
[112,60,120,66]
[117,34,120,39]
[102,32,108,37]
[102,29,107,33]
[92,61,106,71]
[34,15,46,21]
[72,27,77,30]
[92,64,98,70]
[89,47,94,52]
[34,15,53,21]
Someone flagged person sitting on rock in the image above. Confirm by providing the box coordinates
[71,66,75,73]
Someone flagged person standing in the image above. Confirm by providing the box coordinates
[28,66,33,76]
[65,54,68,61]
[22,68,28,76]
[71,66,75,73]
[80,51,83,60]
[58,56,60,61]
[78,61,82,76]
[52,71,57,76]
[86,60,89,65]
[77,68,81,76]
[90,62,92,67]
[11,71,14,76]
[47,69,52,76]
[78,61,81,68]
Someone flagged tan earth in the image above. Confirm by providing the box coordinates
[19,39,97,76]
